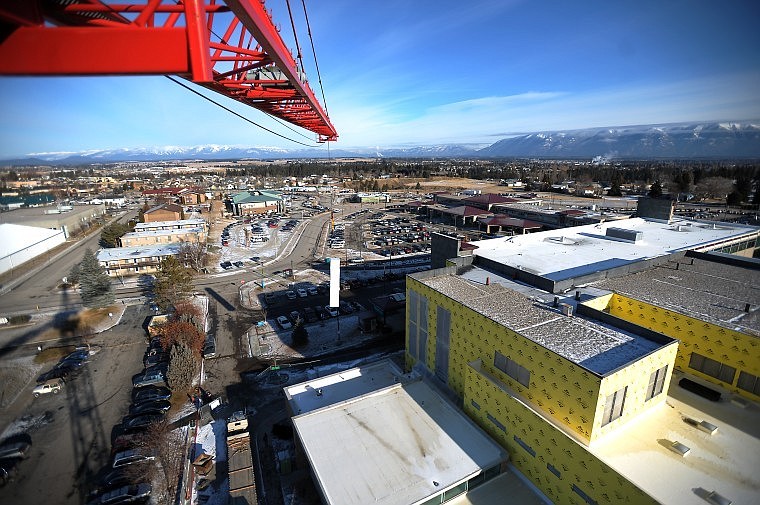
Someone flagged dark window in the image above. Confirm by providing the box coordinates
[514,435,536,457]
[494,351,530,388]
[547,463,561,478]
[689,353,736,384]
[572,484,599,505]
[486,413,506,432]
[602,386,627,426]
[470,399,481,411]
[646,365,668,401]
[737,371,760,396]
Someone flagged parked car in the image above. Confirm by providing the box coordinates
[297,288,308,298]
[36,365,76,383]
[143,352,168,368]
[132,371,166,388]
[132,386,171,403]
[0,441,31,460]
[129,400,171,416]
[202,338,217,359]
[33,379,64,397]
[86,483,151,505]
[289,310,301,323]
[326,306,339,317]
[122,413,164,433]
[307,286,318,296]
[303,307,318,323]
[112,448,156,469]
[339,301,354,314]
[0,458,20,486]
[286,290,297,300]
[276,316,292,330]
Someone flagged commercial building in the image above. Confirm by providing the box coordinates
[0,203,106,238]
[228,190,284,216]
[134,218,206,233]
[283,360,546,505]
[96,243,181,277]
[119,222,206,247]
[405,214,760,505]
[143,203,184,222]
[0,223,66,276]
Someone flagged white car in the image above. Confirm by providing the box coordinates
[33,379,63,397]
[276,316,292,330]
[297,288,308,298]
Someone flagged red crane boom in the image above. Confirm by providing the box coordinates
[0,0,338,142]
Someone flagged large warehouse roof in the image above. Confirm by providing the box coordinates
[470,217,758,283]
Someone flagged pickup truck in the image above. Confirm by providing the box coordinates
[33,379,63,397]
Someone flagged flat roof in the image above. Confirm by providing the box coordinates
[416,269,664,375]
[121,227,204,239]
[0,203,104,227]
[283,359,407,415]
[291,372,507,505]
[469,217,759,282]
[592,371,760,505]
[447,469,548,505]
[96,243,181,261]
[594,256,760,336]
[134,218,205,229]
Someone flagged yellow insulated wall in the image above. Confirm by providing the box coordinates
[407,279,602,444]
[604,294,760,401]
[463,361,657,505]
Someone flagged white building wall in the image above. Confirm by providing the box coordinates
[0,224,66,276]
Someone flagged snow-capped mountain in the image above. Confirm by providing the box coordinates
[4,144,483,165]
[3,121,759,165]
[479,121,760,158]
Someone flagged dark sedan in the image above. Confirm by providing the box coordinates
[122,413,164,432]
[132,386,171,403]
[129,400,171,416]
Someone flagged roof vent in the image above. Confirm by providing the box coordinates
[667,440,691,457]
[560,303,573,317]
[606,227,643,243]
[683,417,718,435]
[703,490,732,505]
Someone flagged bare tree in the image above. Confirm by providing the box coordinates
[135,421,186,503]
[177,241,208,273]
[694,177,734,201]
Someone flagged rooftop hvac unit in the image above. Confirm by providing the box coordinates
[704,490,732,505]
[606,227,643,243]
[667,440,691,457]
[560,303,573,317]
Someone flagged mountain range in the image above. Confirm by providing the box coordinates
[3,121,759,165]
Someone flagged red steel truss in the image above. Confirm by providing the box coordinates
[0,0,337,142]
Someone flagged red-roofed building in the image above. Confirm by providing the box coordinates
[463,193,522,211]
[476,214,543,234]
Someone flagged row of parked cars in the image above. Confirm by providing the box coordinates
[86,339,174,504]
[276,300,361,329]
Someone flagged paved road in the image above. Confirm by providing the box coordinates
[0,305,148,505]
[0,210,137,315]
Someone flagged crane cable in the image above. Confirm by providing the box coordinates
[285,0,306,73]
[164,75,320,147]
[301,0,329,117]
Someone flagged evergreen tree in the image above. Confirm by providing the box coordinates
[166,342,198,392]
[648,180,663,198]
[78,248,114,308]
[292,320,309,347]
[153,256,195,311]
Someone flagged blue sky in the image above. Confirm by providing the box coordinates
[1,0,759,157]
